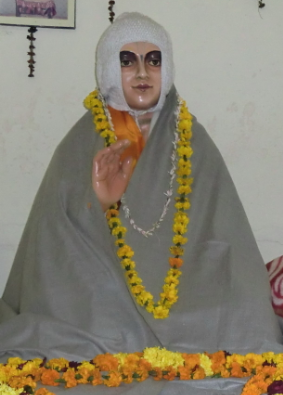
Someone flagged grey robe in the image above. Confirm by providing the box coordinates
[0,86,282,394]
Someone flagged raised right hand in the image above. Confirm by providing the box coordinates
[92,139,133,212]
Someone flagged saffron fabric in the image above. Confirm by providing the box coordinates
[108,106,145,164]
[0,87,282,395]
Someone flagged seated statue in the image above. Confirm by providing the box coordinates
[0,12,282,395]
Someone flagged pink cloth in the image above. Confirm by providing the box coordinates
[267,255,283,317]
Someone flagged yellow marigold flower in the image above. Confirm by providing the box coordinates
[175,201,191,210]
[262,352,275,363]
[7,358,25,366]
[179,131,193,141]
[160,289,178,303]
[136,291,153,305]
[273,354,283,364]
[46,358,69,371]
[107,217,121,227]
[146,301,154,313]
[177,185,192,195]
[173,223,187,234]
[165,276,179,285]
[167,268,182,278]
[143,347,184,370]
[91,106,104,115]
[112,226,127,236]
[131,285,145,294]
[120,258,135,269]
[153,306,170,319]
[77,361,94,370]
[174,212,189,225]
[169,246,184,256]
[176,167,192,177]
[178,119,192,131]
[113,353,128,368]
[115,239,125,247]
[199,353,213,376]
[117,246,134,258]
[226,354,245,368]
[173,235,188,245]
[177,146,193,158]
[96,120,111,131]
[244,353,265,368]
[127,274,143,285]
[100,130,115,139]
[0,383,23,395]
[176,177,193,186]
[94,114,107,122]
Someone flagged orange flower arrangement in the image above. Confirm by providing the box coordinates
[2,347,283,395]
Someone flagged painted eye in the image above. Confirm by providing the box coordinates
[120,51,136,67]
[120,60,132,67]
[146,51,162,67]
[149,59,161,67]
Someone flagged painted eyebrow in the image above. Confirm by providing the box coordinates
[120,50,161,61]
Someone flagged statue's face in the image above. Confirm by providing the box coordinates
[120,42,161,111]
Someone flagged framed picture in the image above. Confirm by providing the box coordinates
[0,0,76,29]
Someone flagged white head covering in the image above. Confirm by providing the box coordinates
[95,12,174,115]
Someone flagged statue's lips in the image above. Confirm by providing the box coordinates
[133,84,152,91]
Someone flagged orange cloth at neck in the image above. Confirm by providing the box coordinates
[108,106,145,164]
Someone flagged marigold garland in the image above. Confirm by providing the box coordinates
[84,89,193,319]
[1,348,283,394]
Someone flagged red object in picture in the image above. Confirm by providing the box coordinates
[16,0,56,19]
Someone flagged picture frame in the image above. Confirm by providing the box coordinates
[0,0,76,29]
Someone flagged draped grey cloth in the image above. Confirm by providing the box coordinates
[0,86,282,394]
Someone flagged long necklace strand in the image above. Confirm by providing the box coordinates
[84,90,193,319]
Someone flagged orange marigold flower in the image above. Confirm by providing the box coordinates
[120,367,134,384]
[124,354,140,370]
[137,359,152,371]
[76,367,93,384]
[93,353,119,372]
[193,366,206,380]
[178,366,191,380]
[169,257,183,268]
[152,367,163,381]
[136,369,149,382]
[40,368,60,386]
[35,388,56,395]
[90,369,103,386]
[182,353,200,371]
[231,362,244,378]
[106,209,119,219]
[163,366,177,381]
[104,371,122,387]
[9,375,37,390]
[62,369,77,388]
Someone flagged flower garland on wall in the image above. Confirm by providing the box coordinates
[1,348,283,395]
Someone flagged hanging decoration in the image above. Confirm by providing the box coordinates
[108,1,115,23]
[27,26,37,77]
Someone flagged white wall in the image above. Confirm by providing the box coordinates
[0,0,282,295]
